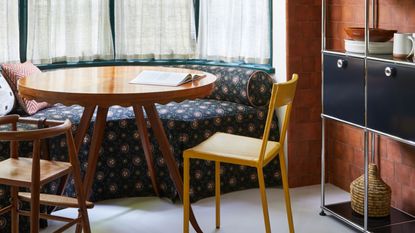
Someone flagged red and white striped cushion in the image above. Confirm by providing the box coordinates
[1,62,50,115]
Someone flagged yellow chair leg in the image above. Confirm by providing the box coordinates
[279,151,295,233]
[183,156,190,233]
[257,167,271,233]
[215,161,220,229]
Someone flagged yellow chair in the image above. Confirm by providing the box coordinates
[183,74,298,233]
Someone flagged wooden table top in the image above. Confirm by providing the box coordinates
[18,66,217,107]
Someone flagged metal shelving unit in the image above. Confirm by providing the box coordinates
[320,0,415,232]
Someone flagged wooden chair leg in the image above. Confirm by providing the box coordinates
[31,140,41,233]
[30,189,40,233]
[11,186,19,233]
[279,151,295,233]
[183,156,190,233]
[257,167,271,233]
[215,161,220,229]
[67,131,91,233]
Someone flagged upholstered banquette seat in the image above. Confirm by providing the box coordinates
[0,65,280,232]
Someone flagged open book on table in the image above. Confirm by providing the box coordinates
[129,70,206,87]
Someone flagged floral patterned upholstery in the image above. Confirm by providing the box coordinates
[0,66,278,232]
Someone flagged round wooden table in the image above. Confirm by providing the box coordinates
[18,66,217,233]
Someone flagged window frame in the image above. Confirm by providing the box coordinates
[18,0,274,73]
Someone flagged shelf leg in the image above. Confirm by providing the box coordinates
[371,131,375,163]
[364,129,369,231]
[364,0,370,230]
[320,117,326,215]
[319,210,326,216]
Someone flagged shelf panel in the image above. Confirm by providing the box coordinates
[321,114,366,130]
[373,221,415,233]
[325,202,415,231]
[367,128,415,147]
[323,51,415,67]
[367,55,415,67]
[322,50,365,58]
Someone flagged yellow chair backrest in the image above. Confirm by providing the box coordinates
[258,74,299,165]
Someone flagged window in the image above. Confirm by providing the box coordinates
[197,0,271,64]
[115,0,196,60]
[12,0,272,69]
[27,0,114,64]
[0,0,20,63]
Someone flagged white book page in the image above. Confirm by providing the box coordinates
[129,70,192,86]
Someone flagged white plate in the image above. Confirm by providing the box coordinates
[344,39,393,54]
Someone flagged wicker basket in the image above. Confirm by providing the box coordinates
[350,163,391,217]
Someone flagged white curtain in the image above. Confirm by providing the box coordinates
[197,0,271,64]
[0,1,20,63]
[27,0,114,64]
[115,0,196,60]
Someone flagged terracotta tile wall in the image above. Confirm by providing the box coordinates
[327,0,415,51]
[286,0,322,187]
[326,0,365,50]
[326,0,415,215]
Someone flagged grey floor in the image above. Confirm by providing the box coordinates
[41,184,357,233]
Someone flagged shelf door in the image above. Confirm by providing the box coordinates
[367,60,415,141]
[323,53,365,126]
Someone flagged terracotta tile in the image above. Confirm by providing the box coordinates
[333,141,354,163]
[309,139,323,157]
[400,144,415,168]
[295,106,322,124]
[350,165,363,180]
[409,171,415,189]
[379,159,395,181]
[387,139,402,163]
[389,180,402,209]
[345,126,364,148]
[329,6,342,22]
[394,163,413,186]
[289,172,320,188]
[378,136,389,161]
[353,148,364,168]
[401,186,415,214]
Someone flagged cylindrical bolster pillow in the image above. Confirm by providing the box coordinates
[170,65,274,107]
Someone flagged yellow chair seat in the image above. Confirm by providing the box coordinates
[184,132,280,167]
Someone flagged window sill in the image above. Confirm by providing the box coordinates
[36,59,275,74]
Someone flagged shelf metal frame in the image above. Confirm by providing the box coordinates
[321,0,415,231]
[322,50,366,59]
[320,0,389,232]
[321,0,415,230]
[321,204,366,232]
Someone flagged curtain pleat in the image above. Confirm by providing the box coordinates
[115,0,196,60]
[27,0,114,64]
[197,0,271,64]
[0,0,20,63]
